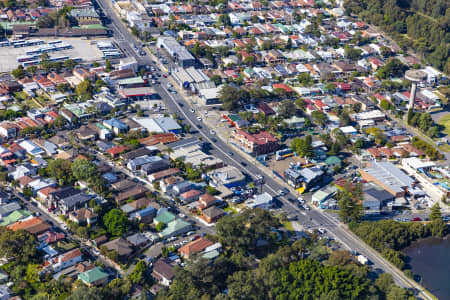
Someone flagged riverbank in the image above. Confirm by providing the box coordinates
[403,236,450,300]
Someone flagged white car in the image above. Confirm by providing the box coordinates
[62,224,68,230]
[190,108,195,113]
[197,116,202,121]
[92,249,100,256]
[210,130,215,135]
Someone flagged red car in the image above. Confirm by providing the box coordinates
[412,217,422,221]
[162,74,167,78]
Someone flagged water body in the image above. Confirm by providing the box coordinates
[403,237,450,300]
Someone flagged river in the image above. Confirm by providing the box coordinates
[403,237,450,300]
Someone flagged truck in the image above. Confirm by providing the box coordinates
[357,254,369,265]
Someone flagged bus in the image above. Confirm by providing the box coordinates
[275,148,294,161]
[48,40,62,45]
[0,40,9,47]
[103,51,121,59]
[17,55,39,62]
[22,60,41,67]
[49,55,69,62]
[26,48,42,55]
[27,39,44,46]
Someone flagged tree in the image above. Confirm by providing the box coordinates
[47,159,74,185]
[66,286,103,300]
[0,227,37,264]
[219,85,249,111]
[277,100,296,118]
[76,80,94,100]
[155,222,165,232]
[128,261,147,285]
[71,158,97,182]
[37,15,55,28]
[103,209,129,236]
[243,55,256,67]
[210,75,222,86]
[337,182,363,223]
[430,203,442,221]
[344,47,362,61]
[311,111,327,128]
[63,59,77,70]
[11,66,25,79]
[291,135,313,158]
[105,59,112,72]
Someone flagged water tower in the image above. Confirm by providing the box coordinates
[405,70,427,110]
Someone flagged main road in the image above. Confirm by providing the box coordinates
[91,1,433,298]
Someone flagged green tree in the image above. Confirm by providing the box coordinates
[155,222,165,232]
[311,110,328,127]
[71,158,97,182]
[277,100,296,118]
[0,227,37,264]
[76,80,94,100]
[37,15,55,28]
[11,66,25,79]
[128,261,147,285]
[47,159,74,185]
[103,209,129,236]
[429,203,442,221]
[337,182,363,223]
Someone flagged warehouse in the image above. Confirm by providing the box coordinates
[156,37,196,68]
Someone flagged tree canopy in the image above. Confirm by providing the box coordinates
[103,209,129,237]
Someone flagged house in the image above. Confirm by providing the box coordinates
[103,118,129,135]
[231,130,279,155]
[73,68,94,81]
[159,219,192,239]
[135,206,156,223]
[126,233,149,248]
[106,145,129,158]
[179,189,201,204]
[152,258,174,286]
[121,198,152,216]
[178,238,213,259]
[202,206,225,223]
[8,217,51,234]
[58,193,93,215]
[43,248,83,273]
[78,267,109,287]
[0,202,21,218]
[153,208,175,225]
[102,238,133,261]
[197,194,217,211]
[115,186,147,205]
[69,208,98,225]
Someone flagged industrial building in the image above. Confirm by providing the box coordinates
[359,162,415,197]
[156,37,196,68]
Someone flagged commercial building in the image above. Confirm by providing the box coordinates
[157,37,196,68]
[360,162,415,197]
[231,130,279,155]
[284,167,324,190]
[207,166,246,188]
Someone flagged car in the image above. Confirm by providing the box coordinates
[411,217,422,221]
[62,224,68,230]
[197,124,202,129]
[197,116,202,121]
[209,130,215,135]
[282,188,289,194]
[190,108,195,113]
[305,205,311,211]
[240,161,247,166]
[163,74,167,78]
[34,211,41,217]
[167,237,177,242]
[228,151,234,156]
[211,138,217,142]
[92,249,100,256]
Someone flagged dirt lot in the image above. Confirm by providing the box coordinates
[0,37,108,72]
[267,155,307,175]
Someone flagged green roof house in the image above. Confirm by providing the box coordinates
[78,267,108,287]
[325,156,342,168]
[153,208,175,225]
[159,219,192,239]
[0,210,31,226]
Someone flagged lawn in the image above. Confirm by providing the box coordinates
[282,221,295,231]
[438,114,450,136]
[224,206,238,215]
